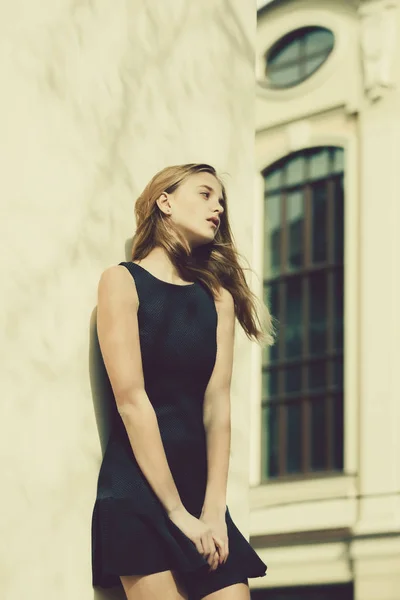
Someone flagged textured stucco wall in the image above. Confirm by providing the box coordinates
[0,1,256,598]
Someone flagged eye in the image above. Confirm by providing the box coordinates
[200,191,210,199]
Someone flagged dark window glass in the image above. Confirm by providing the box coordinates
[310,398,327,470]
[332,147,344,173]
[264,282,280,364]
[266,27,335,88]
[334,268,344,349]
[311,182,328,263]
[334,177,344,262]
[265,168,282,191]
[262,368,279,398]
[305,28,334,54]
[287,189,304,270]
[261,404,279,478]
[269,37,301,66]
[309,148,330,180]
[284,364,302,393]
[286,403,302,473]
[285,277,303,358]
[262,147,344,479]
[333,395,344,470]
[265,194,281,278]
[309,272,327,355]
[333,356,343,389]
[285,154,305,186]
[308,360,327,391]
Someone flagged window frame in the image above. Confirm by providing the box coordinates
[261,147,345,482]
[265,26,335,89]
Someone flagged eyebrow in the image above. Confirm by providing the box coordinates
[197,184,224,203]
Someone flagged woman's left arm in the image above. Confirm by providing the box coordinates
[201,287,235,567]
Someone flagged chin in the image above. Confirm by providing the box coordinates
[190,232,215,249]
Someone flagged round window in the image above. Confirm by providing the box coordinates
[266,26,334,88]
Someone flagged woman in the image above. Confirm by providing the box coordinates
[91,163,274,600]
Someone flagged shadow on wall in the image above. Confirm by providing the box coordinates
[93,587,126,600]
[90,237,134,454]
[89,306,115,456]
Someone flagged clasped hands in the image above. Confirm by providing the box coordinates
[167,505,229,572]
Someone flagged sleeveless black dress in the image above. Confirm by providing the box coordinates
[91,261,267,598]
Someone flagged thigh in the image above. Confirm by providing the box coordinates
[202,580,250,600]
[120,570,188,600]
[183,570,250,600]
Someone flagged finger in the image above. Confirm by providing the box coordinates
[211,535,225,552]
[205,534,216,566]
[219,538,228,563]
[209,550,219,572]
[214,537,228,564]
[201,535,211,560]
[217,543,225,564]
[223,542,229,564]
[193,537,204,557]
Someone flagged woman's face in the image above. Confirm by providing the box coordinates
[159,172,225,249]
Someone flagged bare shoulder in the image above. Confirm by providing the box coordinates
[98,264,139,306]
[214,286,235,314]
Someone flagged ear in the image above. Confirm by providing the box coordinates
[156,192,172,215]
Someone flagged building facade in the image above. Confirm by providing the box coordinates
[251,1,400,599]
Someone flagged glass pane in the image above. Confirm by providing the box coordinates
[264,283,280,363]
[284,364,302,393]
[332,148,344,173]
[310,398,327,470]
[265,168,282,191]
[269,64,302,87]
[309,149,330,180]
[334,176,344,263]
[286,402,302,474]
[308,361,327,391]
[287,190,304,271]
[311,182,328,263]
[333,395,344,470]
[262,368,279,398]
[285,277,303,358]
[333,356,344,389]
[262,404,279,478]
[305,28,334,54]
[264,194,281,278]
[304,53,327,76]
[285,155,305,186]
[269,37,301,66]
[334,268,344,350]
[309,272,327,355]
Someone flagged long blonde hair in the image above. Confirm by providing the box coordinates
[131,163,275,346]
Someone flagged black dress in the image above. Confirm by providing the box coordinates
[91,261,267,599]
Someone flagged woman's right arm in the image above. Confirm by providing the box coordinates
[96,265,221,570]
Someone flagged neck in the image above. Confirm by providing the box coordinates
[137,247,193,285]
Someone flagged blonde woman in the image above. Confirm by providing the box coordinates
[91,164,273,600]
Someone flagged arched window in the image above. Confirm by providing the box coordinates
[265,26,334,88]
[262,147,344,480]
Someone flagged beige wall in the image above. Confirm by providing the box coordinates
[0,2,257,598]
[253,0,400,598]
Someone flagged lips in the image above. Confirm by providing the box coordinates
[207,217,220,227]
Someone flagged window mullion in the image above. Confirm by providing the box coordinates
[262,147,344,481]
